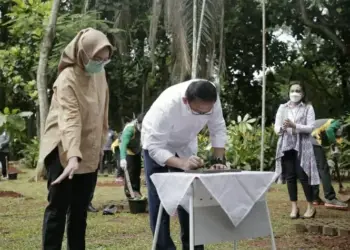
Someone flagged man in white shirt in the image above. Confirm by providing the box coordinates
[142,79,227,250]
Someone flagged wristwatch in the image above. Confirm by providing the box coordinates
[210,157,226,165]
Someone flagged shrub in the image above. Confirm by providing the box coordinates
[19,137,39,169]
[197,114,278,171]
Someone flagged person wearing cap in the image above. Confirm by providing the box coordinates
[37,28,112,249]
[311,118,348,209]
[142,79,227,250]
[116,113,145,198]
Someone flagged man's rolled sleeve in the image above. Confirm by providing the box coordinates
[56,81,82,161]
[207,97,227,148]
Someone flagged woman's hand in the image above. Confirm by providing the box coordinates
[51,157,79,185]
[283,119,296,129]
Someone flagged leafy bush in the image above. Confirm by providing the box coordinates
[197,114,278,171]
[19,137,39,169]
[0,107,33,160]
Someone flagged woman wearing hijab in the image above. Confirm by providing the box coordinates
[274,81,320,219]
[37,28,112,250]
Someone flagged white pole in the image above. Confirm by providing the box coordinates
[191,0,197,79]
[260,0,266,172]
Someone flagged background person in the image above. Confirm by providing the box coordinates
[119,113,145,198]
[311,118,348,209]
[275,81,320,219]
[0,130,10,179]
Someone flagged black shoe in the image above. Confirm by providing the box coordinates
[103,205,118,215]
[88,204,98,213]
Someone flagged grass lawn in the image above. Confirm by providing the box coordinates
[0,168,349,250]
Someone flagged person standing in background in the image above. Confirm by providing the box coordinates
[311,118,348,209]
[101,128,116,174]
[37,28,112,250]
[88,128,117,213]
[0,131,10,179]
[119,113,144,198]
[275,81,320,219]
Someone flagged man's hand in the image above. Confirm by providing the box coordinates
[51,157,79,185]
[182,156,204,171]
[209,164,227,170]
[120,159,127,170]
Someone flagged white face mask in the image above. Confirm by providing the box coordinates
[289,92,302,103]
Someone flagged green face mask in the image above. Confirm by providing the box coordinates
[84,59,110,74]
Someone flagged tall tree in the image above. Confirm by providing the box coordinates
[149,0,225,83]
[36,0,61,137]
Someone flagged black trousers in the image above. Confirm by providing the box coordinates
[282,150,313,202]
[312,145,336,200]
[100,150,113,174]
[124,153,142,197]
[144,150,204,250]
[89,168,99,204]
[114,149,124,178]
[42,148,97,250]
[0,151,9,177]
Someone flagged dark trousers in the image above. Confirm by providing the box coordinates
[89,168,99,204]
[0,151,9,177]
[312,145,336,201]
[124,153,142,197]
[100,150,113,174]
[114,149,124,178]
[144,150,204,250]
[42,148,97,250]
[282,150,313,202]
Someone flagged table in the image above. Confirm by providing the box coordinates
[150,171,278,250]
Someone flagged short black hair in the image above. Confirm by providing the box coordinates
[136,113,145,124]
[185,80,217,102]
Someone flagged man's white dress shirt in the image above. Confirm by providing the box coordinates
[141,80,227,166]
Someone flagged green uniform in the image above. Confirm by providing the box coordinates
[119,122,141,160]
[119,121,142,198]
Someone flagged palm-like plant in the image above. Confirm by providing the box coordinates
[149,0,225,83]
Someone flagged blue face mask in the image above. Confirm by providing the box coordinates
[85,59,110,74]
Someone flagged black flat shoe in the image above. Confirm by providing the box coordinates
[290,208,300,219]
[88,204,98,213]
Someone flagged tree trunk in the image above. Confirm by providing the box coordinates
[83,0,90,13]
[36,0,60,137]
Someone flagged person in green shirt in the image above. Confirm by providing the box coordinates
[311,119,348,209]
[119,113,144,198]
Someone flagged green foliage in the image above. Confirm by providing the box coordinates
[335,115,350,170]
[226,114,277,171]
[19,137,39,169]
[197,130,210,161]
[197,115,278,171]
[0,107,33,160]
[0,107,32,136]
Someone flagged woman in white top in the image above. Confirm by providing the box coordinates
[274,81,320,219]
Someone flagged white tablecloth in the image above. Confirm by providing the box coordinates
[151,171,278,230]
